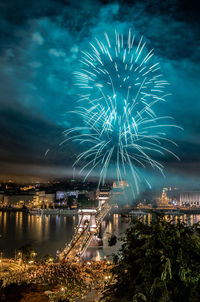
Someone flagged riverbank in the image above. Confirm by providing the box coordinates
[29,208,78,215]
[0,207,28,212]
[0,207,78,215]
[2,206,200,215]
[0,207,161,216]
[112,207,200,215]
[130,208,200,215]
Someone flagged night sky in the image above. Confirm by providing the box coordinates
[0,0,200,187]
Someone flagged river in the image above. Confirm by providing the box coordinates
[0,211,128,260]
[1,211,200,260]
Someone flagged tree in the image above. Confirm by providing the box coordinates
[102,215,200,302]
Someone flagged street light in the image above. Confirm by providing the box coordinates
[18,252,22,259]
[31,252,37,260]
[17,251,22,264]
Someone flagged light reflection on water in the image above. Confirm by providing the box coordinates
[0,212,200,260]
[136,213,200,226]
[0,212,78,258]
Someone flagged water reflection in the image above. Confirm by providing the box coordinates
[147,213,152,225]
[113,214,119,232]
[0,212,200,259]
[132,213,200,226]
[0,213,78,258]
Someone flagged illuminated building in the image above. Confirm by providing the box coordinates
[0,191,55,208]
[33,191,55,208]
[20,185,35,191]
[56,190,96,201]
[180,191,200,207]
[2,194,34,207]
[56,191,79,199]
[157,189,171,208]
[112,180,129,189]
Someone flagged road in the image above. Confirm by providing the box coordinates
[60,202,111,261]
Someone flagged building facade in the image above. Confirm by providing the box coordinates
[180,191,200,207]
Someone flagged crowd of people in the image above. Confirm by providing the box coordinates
[0,259,113,301]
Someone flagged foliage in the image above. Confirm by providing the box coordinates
[108,235,117,246]
[102,216,200,302]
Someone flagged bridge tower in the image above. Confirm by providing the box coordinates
[78,209,97,233]
[97,187,111,209]
[59,187,111,261]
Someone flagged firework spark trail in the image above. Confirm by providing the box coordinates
[62,30,181,196]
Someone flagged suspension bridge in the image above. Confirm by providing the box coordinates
[59,190,111,261]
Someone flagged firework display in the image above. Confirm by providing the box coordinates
[61,30,180,195]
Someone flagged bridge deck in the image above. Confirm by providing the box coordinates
[59,202,111,261]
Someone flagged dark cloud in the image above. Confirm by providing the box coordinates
[0,108,61,162]
[0,0,199,186]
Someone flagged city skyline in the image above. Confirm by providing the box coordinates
[1,2,200,301]
[0,0,199,189]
